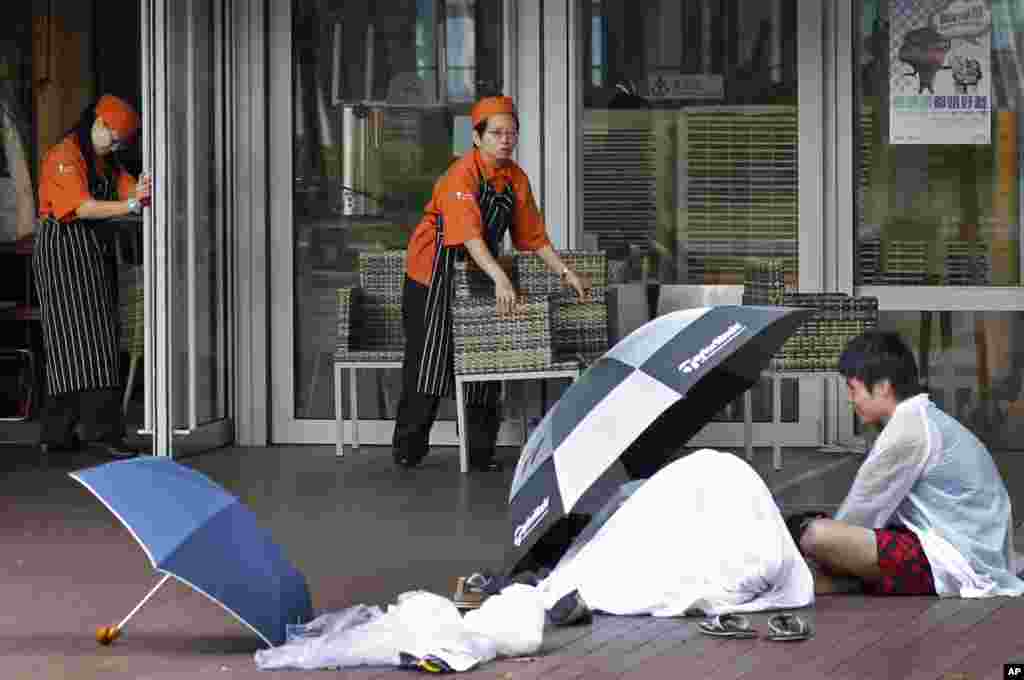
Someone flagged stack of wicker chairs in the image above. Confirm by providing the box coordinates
[335,249,611,385]
[334,249,610,456]
[451,251,609,376]
[742,259,879,371]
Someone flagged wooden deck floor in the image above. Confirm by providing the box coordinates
[482,595,1024,680]
[311,595,1023,680]
[3,443,1023,679]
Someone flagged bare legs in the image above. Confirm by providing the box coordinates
[800,518,882,595]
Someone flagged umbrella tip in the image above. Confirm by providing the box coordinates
[96,625,121,645]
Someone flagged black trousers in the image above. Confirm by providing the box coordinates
[39,387,123,447]
[392,277,500,465]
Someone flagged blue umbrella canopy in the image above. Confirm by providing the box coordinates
[71,457,313,647]
[507,305,813,573]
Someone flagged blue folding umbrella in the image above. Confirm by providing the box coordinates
[506,305,813,573]
[70,457,313,647]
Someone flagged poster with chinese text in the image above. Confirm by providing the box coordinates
[890,0,992,145]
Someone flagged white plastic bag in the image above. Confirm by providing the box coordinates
[284,605,383,642]
[388,591,498,670]
[463,583,546,657]
[253,591,498,672]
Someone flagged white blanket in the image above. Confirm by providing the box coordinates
[537,448,814,617]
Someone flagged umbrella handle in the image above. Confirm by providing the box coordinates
[97,573,171,645]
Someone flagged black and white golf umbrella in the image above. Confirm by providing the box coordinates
[507,305,813,573]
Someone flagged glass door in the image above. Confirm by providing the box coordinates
[846,0,1024,449]
[142,0,230,456]
[575,0,829,451]
[270,0,507,444]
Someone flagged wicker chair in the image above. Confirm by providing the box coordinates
[118,266,145,417]
[450,251,609,472]
[453,250,609,369]
[334,251,406,456]
[516,250,609,365]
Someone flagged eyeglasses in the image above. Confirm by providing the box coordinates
[103,121,125,151]
[485,129,519,140]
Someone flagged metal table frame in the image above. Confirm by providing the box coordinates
[744,369,848,470]
[334,360,403,457]
[455,365,582,473]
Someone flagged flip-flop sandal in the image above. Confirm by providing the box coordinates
[766,613,813,641]
[697,613,758,638]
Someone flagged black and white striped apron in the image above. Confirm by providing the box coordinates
[416,177,515,403]
[33,175,121,396]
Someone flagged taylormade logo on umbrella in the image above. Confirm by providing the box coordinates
[513,496,550,547]
[677,322,747,374]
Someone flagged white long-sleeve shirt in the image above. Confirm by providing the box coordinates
[835,394,1024,598]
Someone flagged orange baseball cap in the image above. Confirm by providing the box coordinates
[470,96,516,127]
[95,95,141,142]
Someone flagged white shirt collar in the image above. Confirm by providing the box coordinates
[893,392,931,416]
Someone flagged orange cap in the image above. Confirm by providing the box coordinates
[470,96,516,127]
[95,95,140,142]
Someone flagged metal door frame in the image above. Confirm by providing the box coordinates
[142,0,234,456]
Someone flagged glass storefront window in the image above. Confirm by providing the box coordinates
[291,0,503,420]
[445,0,476,101]
[581,0,799,286]
[875,310,1024,449]
[849,2,1024,455]
[579,0,807,431]
[854,0,1023,287]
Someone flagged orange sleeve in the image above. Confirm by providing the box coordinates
[38,143,92,221]
[437,161,487,247]
[116,167,138,200]
[511,172,551,252]
[405,205,441,285]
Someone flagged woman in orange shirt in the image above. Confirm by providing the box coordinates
[33,95,152,457]
[394,96,589,471]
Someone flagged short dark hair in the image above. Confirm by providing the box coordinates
[66,100,102,192]
[837,330,921,401]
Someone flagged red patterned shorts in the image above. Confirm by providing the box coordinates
[870,527,937,596]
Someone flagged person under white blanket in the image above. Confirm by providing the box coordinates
[798,330,1024,598]
[536,447,814,617]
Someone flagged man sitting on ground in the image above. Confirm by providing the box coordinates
[798,330,1023,597]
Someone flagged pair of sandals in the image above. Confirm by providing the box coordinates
[697,613,813,641]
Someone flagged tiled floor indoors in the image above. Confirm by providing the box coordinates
[2,442,1023,679]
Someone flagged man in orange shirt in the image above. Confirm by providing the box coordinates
[394,96,589,471]
[33,95,152,457]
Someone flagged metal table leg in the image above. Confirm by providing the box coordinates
[335,363,345,457]
[773,373,783,470]
[744,388,754,461]
[350,367,360,450]
[455,377,469,473]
